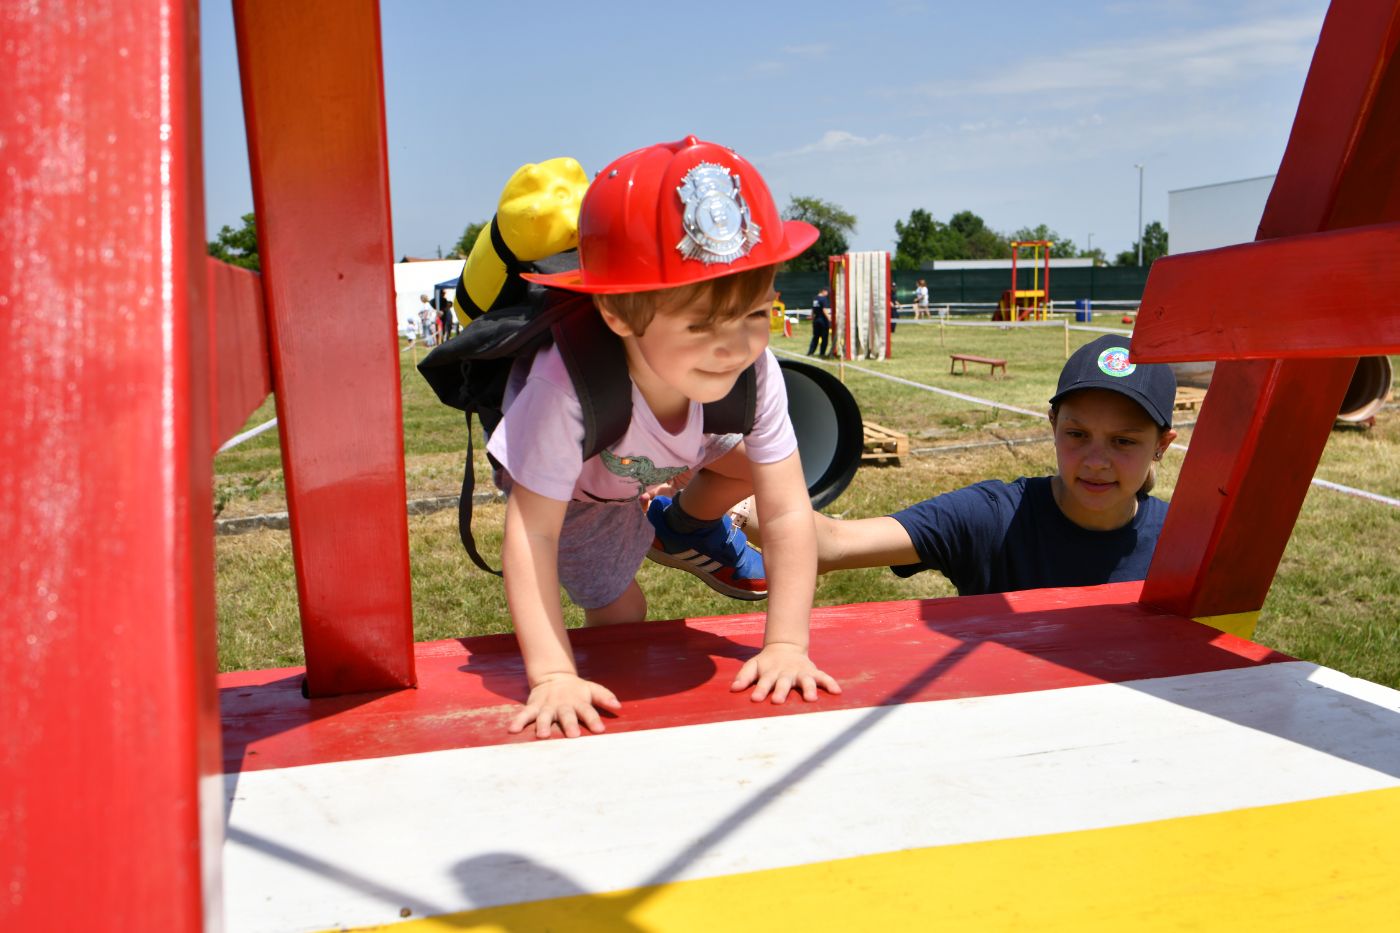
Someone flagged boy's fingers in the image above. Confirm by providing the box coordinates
[534,709,556,739]
[770,676,794,705]
[579,705,607,735]
[731,660,758,692]
[592,686,622,711]
[816,670,842,694]
[507,708,534,734]
[558,707,581,739]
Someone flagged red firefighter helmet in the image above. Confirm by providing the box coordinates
[521,135,818,294]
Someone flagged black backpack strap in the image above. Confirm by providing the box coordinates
[456,409,502,576]
[551,303,632,461]
[702,364,758,435]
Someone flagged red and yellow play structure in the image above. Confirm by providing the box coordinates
[5,2,1400,930]
[994,239,1053,321]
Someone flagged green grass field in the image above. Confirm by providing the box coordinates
[213,316,1400,688]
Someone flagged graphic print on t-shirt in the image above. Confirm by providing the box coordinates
[599,448,688,500]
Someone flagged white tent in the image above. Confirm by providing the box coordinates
[392,259,464,334]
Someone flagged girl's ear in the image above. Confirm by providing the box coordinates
[1156,428,1178,460]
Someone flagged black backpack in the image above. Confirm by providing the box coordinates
[417,252,757,574]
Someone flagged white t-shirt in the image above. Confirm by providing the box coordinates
[487,344,797,503]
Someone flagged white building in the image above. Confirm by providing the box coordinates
[1167,175,1274,254]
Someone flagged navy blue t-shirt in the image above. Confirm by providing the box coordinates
[888,475,1167,596]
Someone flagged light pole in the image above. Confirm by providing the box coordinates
[1087,232,1093,256]
[1134,163,1145,267]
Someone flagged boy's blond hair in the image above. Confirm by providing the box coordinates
[594,266,777,336]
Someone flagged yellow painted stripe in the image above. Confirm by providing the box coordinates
[342,785,1400,932]
[1194,610,1261,639]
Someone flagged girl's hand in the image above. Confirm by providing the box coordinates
[731,642,841,704]
[508,673,621,739]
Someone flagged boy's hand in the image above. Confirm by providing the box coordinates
[508,672,621,739]
[731,642,841,704]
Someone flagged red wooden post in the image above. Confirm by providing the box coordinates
[208,258,272,450]
[884,251,894,356]
[1134,0,1400,631]
[1131,223,1400,360]
[232,0,416,695]
[1,1,223,929]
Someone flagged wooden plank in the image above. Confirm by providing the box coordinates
[1174,387,1207,412]
[208,257,271,451]
[1131,222,1400,362]
[218,585,1288,772]
[0,3,223,929]
[223,662,1400,932]
[1141,1,1400,621]
[862,420,908,464]
[232,0,415,695]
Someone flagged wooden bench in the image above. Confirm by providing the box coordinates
[950,353,1007,377]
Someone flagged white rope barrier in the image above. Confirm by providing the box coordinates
[217,417,278,453]
[894,317,1131,336]
[1296,478,1400,509]
[773,347,1046,419]
[775,347,1400,511]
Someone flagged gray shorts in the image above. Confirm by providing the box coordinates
[556,498,655,609]
[497,433,743,610]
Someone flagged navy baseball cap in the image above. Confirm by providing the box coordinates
[1050,334,1177,428]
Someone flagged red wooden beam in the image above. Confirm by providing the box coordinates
[1141,0,1400,621]
[208,257,272,450]
[1,1,223,929]
[1132,222,1400,361]
[232,0,415,695]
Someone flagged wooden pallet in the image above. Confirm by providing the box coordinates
[1174,386,1208,413]
[863,421,909,466]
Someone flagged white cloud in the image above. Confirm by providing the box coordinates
[765,130,899,160]
[912,14,1321,101]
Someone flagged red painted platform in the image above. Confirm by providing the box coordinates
[219,582,1287,773]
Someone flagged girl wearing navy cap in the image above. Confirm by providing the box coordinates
[752,335,1178,595]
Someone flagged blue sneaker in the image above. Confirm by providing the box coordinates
[645,496,768,600]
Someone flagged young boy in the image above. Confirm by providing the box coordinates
[742,335,1178,595]
[488,136,840,739]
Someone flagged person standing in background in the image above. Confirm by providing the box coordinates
[913,279,930,320]
[418,293,436,346]
[808,287,830,357]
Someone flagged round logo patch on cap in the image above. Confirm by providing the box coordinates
[675,162,761,265]
[1097,346,1136,377]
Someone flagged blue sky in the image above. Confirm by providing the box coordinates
[200,0,1329,259]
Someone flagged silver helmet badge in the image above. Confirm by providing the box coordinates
[675,162,762,264]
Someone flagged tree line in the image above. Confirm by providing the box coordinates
[778,196,1167,271]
